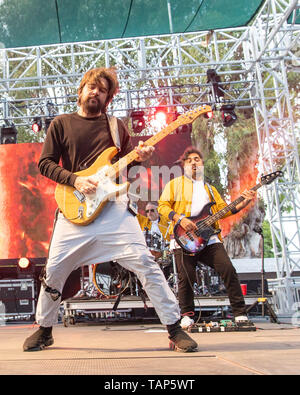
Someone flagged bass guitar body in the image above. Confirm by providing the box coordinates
[173,202,221,255]
[55,147,130,225]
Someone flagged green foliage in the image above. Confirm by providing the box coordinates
[262,220,282,258]
[191,109,258,194]
[204,150,225,195]
[286,70,300,94]
[224,111,258,182]
[191,116,225,195]
[262,220,275,257]
[16,125,44,144]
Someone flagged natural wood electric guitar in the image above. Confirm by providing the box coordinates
[55,104,212,225]
[173,171,283,255]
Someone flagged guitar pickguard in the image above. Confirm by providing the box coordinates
[84,165,128,218]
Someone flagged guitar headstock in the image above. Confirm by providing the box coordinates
[261,170,283,185]
[176,105,212,126]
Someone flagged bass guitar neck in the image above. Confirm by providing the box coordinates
[174,170,283,254]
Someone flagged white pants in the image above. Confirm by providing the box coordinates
[36,201,180,327]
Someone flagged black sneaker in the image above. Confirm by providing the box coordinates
[23,327,54,352]
[167,321,198,353]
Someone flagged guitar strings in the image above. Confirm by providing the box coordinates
[180,181,269,241]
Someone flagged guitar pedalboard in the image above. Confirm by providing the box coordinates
[187,320,256,333]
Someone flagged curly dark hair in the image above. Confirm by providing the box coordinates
[179,146,203,165]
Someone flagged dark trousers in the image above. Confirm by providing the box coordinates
[174,243,246,317]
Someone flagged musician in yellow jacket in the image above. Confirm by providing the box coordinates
[158,146,256,328]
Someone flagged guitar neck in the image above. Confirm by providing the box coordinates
[107,105,211,177]
[204,182,262,226]
[110,118,182,175]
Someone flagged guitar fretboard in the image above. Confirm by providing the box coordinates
[196,182,263,231]
[110,119,182,174]
[180,170,282,244]
[105,105,211,178]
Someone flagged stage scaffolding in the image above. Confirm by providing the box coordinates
[0,0,299,316]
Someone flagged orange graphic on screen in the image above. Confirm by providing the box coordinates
[0,135,192,259]
[0,143,57,259]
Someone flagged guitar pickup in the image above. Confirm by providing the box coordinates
[74,190,86,203]
[78,206,84,218]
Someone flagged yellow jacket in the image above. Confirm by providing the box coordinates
[137,213,171,241]
[158,176,234,241]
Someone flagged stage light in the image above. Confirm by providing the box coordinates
[207,68,224,99]
[17,257,35,279]
[154,109,167,125]
[32,117,42,133]
[131,110,145,134]
[0,125,17,144]
[18,257,30,269]
[221,104,237,127]
[151,107,168,129]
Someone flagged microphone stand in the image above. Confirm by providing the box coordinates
[246,226,279,323]
[259,226,266,317]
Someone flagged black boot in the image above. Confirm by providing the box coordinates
[23,326,54,352]
[167,320,198,352]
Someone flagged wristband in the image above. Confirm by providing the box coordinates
[231,207,239,214]
[176,214,185,225]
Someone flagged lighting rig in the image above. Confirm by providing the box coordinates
[130,106,194,135]
[32,116,54,134]
[130,110,145,134]
[32,117,42,133]
[206,69,237,127]
[0,123,18,144]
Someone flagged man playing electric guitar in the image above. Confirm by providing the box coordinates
[23,68,197,353]
[158,146,256,329]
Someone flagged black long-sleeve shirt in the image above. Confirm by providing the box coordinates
[38,112,135,186]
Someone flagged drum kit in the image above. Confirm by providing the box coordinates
[77,226,222,300]
[143,227,177,293]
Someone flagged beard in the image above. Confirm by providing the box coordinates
[81,96,105,115]
[184,165,204,180]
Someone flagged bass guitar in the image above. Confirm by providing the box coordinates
[55,104,212,225]
[173,171,283,255]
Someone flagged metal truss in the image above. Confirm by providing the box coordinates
[0,0,299,313]
[0,24,261,124]
[245,0,300,315]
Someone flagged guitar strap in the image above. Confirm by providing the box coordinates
[106,113,139,216]
[106,114,121,151]
[205,182,216,204]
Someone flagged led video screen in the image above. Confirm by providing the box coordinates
[0,133,193,259]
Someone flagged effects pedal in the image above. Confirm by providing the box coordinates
[234,320,256,331]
